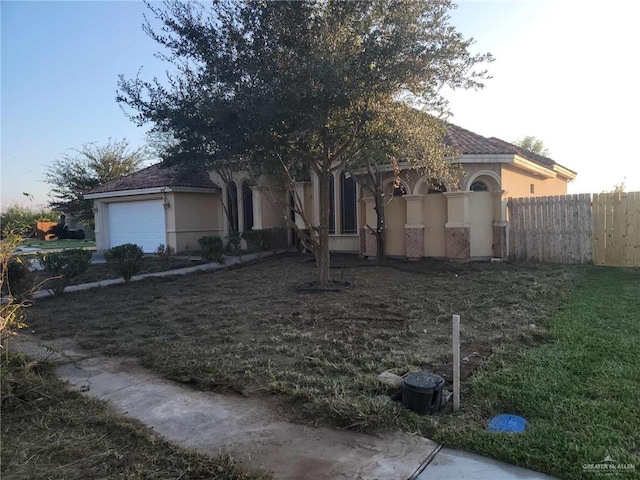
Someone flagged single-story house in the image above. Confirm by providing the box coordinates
[85,123,576,259]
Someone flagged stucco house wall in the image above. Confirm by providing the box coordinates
[169,192,223,252]
[501,164,569,198]
[87,122,576,261]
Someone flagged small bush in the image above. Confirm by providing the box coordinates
[39,249,92,295]
[46,223,68,240]
[242,230,269,252]
[240,228,289,253]
[155,244,175,263]
[1,257,29,297]
[225,232,242,255]
[104,244,144,282]
[198,236,224,262]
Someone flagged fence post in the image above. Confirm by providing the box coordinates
[452,314,460,412]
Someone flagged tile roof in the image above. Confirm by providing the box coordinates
[445,123,559,169]
[87,163,219,195]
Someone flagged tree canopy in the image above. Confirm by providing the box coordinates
[44,138,149,225]
[513,136,550,157]
[118,0,492,282]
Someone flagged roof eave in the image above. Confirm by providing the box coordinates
[84,186,219,200]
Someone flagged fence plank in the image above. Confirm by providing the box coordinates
[605,193,615,266]
[593,194,605,264]
[506,191,639,267]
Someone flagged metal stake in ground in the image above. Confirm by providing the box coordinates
[453,314,460,412]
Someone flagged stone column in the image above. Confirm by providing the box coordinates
[491,190,507,258]
[444,192,471,260]
[404,194,425,260]
[250,186,263,230]
[361,197,377,257]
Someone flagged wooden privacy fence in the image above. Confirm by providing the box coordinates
[507,192,640,267]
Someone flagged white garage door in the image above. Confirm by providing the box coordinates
[108,200,166,253]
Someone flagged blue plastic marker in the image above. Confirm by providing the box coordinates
[488,414,527,433]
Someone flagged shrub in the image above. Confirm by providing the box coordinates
[47,223,68,240]
[0,204,58,238]
[241,228,289,252]
[1,257,29,297]
[242,230,266,252]
[38,249,92,295]
[155,244,175,263]
[104,244,144,282]
[198,236,224,262]
[225,232,242,255]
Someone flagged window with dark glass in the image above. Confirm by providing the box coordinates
[226,181,239,233]
[393,183,407,196]
[329,174,335,234]
[427,181,447,194]
[470,180,489,192]
[340,172,357,234]
[242,181,254,231]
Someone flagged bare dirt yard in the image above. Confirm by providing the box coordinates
[26,253,575,436]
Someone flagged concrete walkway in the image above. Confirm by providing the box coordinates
[20,254,557,479]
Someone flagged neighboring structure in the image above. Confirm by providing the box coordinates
[86,123,576,258]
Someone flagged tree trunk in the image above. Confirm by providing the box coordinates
[316,168,331,284]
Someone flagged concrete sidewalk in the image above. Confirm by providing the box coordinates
[15,335,556,480]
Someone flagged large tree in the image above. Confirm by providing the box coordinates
[118,0,492,283]
[513,136,550,156]
[44,138,149,225]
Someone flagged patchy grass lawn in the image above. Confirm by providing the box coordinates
[436,266,640,479]
[1,354,268,480]
[27,255,572,435]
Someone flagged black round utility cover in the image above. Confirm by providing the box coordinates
[403,372,444,392]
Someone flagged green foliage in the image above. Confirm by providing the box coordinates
[241,230,269,253]
[0,204,58,238]
[44,138,150,226]
[118,0,493,283]
[241,228,288,253]
[225,232,242,255]
[155,243,175,262]
[104,243,145,282]
[513,135,550,156]
[46,222,68,240]
[39,249,92,295]
[2,257,29,298]
[198,236,224,262]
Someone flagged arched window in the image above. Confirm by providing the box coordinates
[427,181,447,194]
[226,181,239,233]
[470,180,489,192]
[340,172,357,234]
[392,183,407,197]
[242,181,253,231]
[328,174,335,234]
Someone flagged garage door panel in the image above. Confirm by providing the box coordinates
[108,200,166,253]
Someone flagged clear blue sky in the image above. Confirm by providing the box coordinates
[2,0,639,209]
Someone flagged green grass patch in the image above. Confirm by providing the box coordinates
[436,266,640,479]
[1,353,269,480]
[18,239,96,250]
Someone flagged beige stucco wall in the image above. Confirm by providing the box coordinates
[93,191,223,253]
[93,193,167,252]
[384,183,407,257]
[170,192,223,252]
[469,191,493,257]
[423,193,447,257]
[501,164,568,198]
[329,235,359,252]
